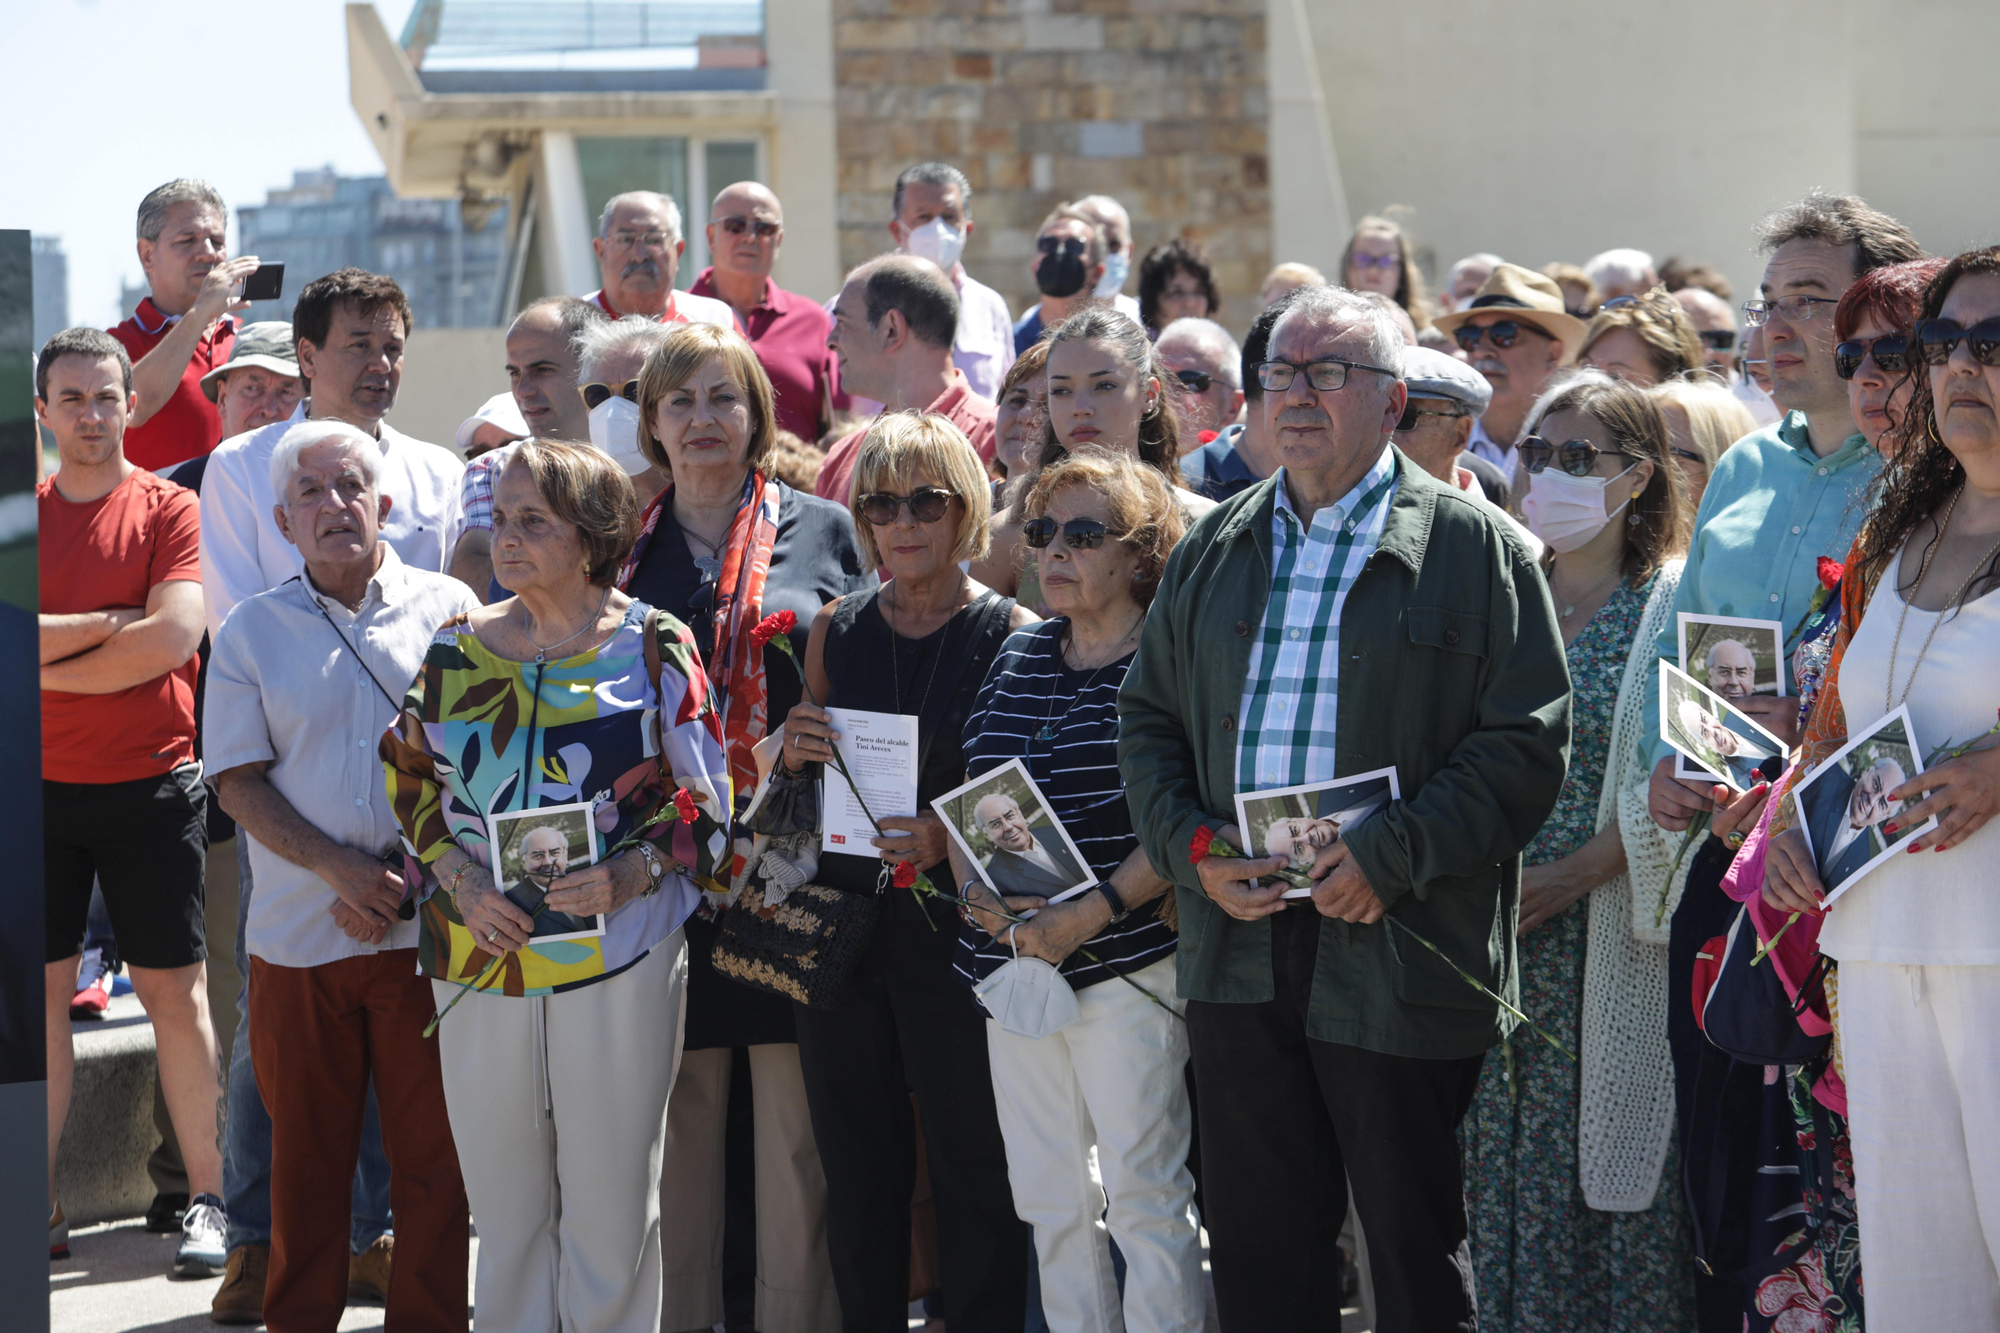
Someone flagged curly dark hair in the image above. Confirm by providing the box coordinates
[1137,238,1219,333]
[1035,307,1184,482]
[1853,246,2000,606]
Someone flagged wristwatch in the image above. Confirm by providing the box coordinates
[1094,881,1130,923]
[635,841,667,898]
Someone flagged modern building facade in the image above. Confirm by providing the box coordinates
[31,236,69,351]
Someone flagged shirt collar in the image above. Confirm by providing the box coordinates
[1778,410,1876,471]
[1272,447,1397,536]
[297,543,405,617]
[927,368,971,415]
[691,268,781,313]
[132,295,235,340]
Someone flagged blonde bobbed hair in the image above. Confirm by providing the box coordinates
[849,411,993,573]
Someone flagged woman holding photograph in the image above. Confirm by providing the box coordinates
[381,439,733,1333]
[777,413,1039,1332]
[1763,247,2000,1327]
[1461,371,1706,1332]
[953,451,1201,1333]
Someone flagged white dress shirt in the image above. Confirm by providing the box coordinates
[950,269,1017,401]
[204,546,479,968]
[199,403,466,638]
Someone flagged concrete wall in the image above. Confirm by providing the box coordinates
[397,327,511,454]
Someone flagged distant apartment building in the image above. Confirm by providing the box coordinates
[32,236,69,348]
[236,168,510,328]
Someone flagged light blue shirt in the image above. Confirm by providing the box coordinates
[1640,410,1881,772]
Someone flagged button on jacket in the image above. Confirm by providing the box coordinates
[1118,450,1572,1059]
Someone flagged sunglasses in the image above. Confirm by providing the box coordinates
[716,215,780,239]
[1743,295,1840,327]
[1348,252,1400,271]
[858,487,954,526]
[1254,357,1396,394]
[1038,236,1087,258]
[1022,517,1110,550]
[1834,333,1913,379]
[578,379,641,410]
[1393,407,1466,435]
[1518,435,1633,477]
[1914,316,2000,368]
[1697,329,1737,351]
[1173,368,1215,393]
[1453,319,1553,352]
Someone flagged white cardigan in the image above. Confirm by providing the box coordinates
[1578,559,1694,1212]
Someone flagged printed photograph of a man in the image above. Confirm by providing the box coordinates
[933,759,1098,903]
[1795,708,1936,902]
[1660,660,1786,786]
[487,804,604,942]
[1678,613,1784,701]
[1234,768,1400,899]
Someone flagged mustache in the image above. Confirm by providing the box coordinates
[1274,407,1331,430]
[621,258,660,280]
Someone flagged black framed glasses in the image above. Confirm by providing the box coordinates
[716,215,780,239]
[1348,251,1400,272]
[1393,407,1466,435]
[858,487,955,526]
[1254,357,1396,394]
[1914,316,2000,368]
[1037,236,1087,258]
[578,379,641,410]
[1697,329,1737,351]
[1835,333,1913,379]
[1670,446,1706,467]
[1743,295,1839,327]
[1173,368,1215,393]
[1022,517,1109,550]
[1518,435,1633,477]
[1453,319,1553,352]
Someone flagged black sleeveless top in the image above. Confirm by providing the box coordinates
[819,586,1019,917]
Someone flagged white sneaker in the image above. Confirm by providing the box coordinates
[174,1193,227,1278]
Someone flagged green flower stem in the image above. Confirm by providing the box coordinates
[1750,910,1802,967]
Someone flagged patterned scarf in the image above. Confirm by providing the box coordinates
[619,471,783,800]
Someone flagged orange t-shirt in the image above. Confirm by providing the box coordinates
[38,469,202,784]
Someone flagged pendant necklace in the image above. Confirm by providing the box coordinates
[1037,617,1142,742]
[1885,486,2000,708]
[527,586,613,664]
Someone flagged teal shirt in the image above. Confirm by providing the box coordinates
[1641,410,1880,772]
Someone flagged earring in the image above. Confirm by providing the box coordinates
[1628,509,1643,527]
[1927,411,1944,445]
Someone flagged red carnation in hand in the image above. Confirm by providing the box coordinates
[1816,557,1845,591]
[1189,826,1215,864]
[892,861,918,889]
[673,788,699,825]
[750,610,798,648]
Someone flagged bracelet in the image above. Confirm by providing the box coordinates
[1094,880,1130,923]
[446,859,473,906]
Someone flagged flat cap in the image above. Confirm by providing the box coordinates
[1400,346,1492,417]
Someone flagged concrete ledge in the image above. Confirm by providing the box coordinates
[57,994,159,1227]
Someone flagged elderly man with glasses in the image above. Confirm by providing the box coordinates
[1154,317,1245,454]
[1433,264,1589,474]
[1120,285,1570,1332]
[587,190,738,330]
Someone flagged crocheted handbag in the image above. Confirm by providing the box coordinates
[710,877,881,1009]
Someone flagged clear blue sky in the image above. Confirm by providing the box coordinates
[1,1,419,327]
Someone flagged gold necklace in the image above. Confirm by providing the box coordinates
[1551,562,1621,621]
[1884,486,2000,709]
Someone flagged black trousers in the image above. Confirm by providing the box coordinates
[1188,905,1485,1333]
[794,903,1028,1333]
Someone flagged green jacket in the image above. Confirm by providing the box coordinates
[1118,451,1571,1059]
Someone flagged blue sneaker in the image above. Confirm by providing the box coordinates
[174,1193,227,1278]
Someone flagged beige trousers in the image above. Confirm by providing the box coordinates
[659,1042,840,1333]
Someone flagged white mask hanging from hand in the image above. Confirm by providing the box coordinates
[973,925,1082,1040]
[1520,462,1639,554]
[903,218,966,273]
[587,395,652,477]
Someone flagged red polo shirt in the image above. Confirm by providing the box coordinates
[690,268,839,440]
[106,299,236,472]
[813,369,998,506]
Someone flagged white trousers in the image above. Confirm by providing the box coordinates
[985,954,1205,1333]
[434,931,688,1333]
[1839,960,2000,1330]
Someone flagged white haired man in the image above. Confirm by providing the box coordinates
[207,421,476,1331]
[1120,285,1569,1330]
[1585,248,1661,303]
[1155,317,1245,454]
[1438,252,1502,314]
[588,190,737,329]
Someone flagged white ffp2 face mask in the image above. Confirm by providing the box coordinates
[588,395,652,477]
[1520,462,1638,554]
[902,218,966,272]
[1094,250,1130,297]
[973,927,1082,1040]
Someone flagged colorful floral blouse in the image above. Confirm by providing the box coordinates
[382,603,732,996]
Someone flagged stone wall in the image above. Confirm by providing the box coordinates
[832,0,1270,336]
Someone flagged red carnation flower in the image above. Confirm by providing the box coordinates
[673,788,699,825]
[1189,826,1215,863]
[750,610,798,648]
[892,861,918,889]
[1816,557,1844,591]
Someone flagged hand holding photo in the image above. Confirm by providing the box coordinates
[484,802,604,943]
[1233,768,1401,898]
[1794,705,1937,905]
[1676,613,1785,700]
[1659,660,1788,788]
[932,759,1098,903]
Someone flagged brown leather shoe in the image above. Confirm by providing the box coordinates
[348,1234,393,1305]
[209,1244,268,1325]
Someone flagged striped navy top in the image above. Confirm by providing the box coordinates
[955,620,1178,995]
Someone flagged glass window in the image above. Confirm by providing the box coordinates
[704,141,759,198]
[577,136,690,245]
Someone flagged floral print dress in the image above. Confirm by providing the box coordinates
[1460,571,1699,1333]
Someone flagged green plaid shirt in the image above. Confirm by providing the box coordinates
[1236,450,1401,793]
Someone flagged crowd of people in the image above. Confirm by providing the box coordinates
[34,161,2000,1333]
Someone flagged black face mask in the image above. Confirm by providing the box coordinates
[1035,247,1089,299]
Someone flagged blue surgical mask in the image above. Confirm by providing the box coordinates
[1094,251,1130,297]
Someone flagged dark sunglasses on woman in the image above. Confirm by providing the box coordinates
[1697,329,1737,351]
[1914,316,2000,367]
[578,379,641,410]
[1517,435,1632,477]
[1021,517,1109,550]
[858,487,954,526]
[1173,369,1214,393]
[1453,320,1550,352]
[1834,333,1912,379]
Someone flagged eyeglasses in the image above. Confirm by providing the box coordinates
[1254,357,1396,394]
[1914,316,2000,368]
[1835,333,1913,379]
[1038,236,1086,258]
[1670,447,1706,467]
[1393,408,1466,435]
[1348,252,1400,272]
[1453,319,1553,352]
[1599,290,1682,318]
[578,379,641,410]
[1518,435,1633,477]
[858,487,955,526]
[608,229,672,252]
[1743,295,1840,327]
[1022,517,1110,550]
[1697,329,1737,351]
[1173,369,1215,393]
[716,215,780,239]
